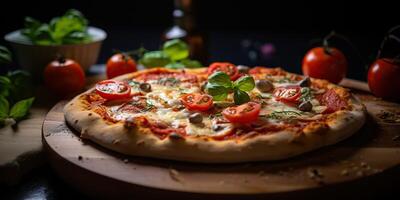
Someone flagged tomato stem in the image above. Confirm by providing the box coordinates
[56,54,66,64]
[377,25,400,60]
[322,30,365,67]
[322,31,335,55]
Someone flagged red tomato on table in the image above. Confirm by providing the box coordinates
[302,47,347,84]
[368,58,400,100]
[44,58,85,97]
[95,80,132,100]
[106,53,137,79]
[207,62,240,80]
[222,102,261,123]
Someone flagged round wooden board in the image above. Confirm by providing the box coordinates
[42,81,400,199]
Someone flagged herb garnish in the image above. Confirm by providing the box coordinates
[0,46,35,127]
[22,9,92,45]
[128,80,140,87]
[139,39,202,69]
[158,77,180,86]
[205,72,255,105]
[299,87,313,102]
[144,99,155,111]
[262,110,301,120]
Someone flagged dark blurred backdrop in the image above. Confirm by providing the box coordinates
[1,0,398,81]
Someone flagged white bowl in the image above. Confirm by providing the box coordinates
[4,27,107,80]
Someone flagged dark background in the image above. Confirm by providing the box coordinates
[1,0,399,81]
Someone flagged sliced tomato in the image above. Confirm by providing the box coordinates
[95,80,131,100]
[181,93,213,111]
[222,102,261,123]
[319,89,347,114]
[273,86,301,103]
[207,62,240,80]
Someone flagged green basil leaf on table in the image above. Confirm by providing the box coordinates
[162,39,189,61]
[0,45,12,64]
[140,51,171,68]
[0,96,9,118]
[165,62,185,69]
[0,76,11,97]
[234,76,255,92]
[9,97,35,121]
[233,89,251,105]
[7,70,33,102]
[180,59,203,68]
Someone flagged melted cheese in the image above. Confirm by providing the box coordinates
[107,74,324,137]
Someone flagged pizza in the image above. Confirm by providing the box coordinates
[64,63,366,163]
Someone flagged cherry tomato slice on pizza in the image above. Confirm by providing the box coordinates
[181,93,213,111]
[95,80,132,100]
[273,86,301,103]
[222,102,261,123]
[207,62,240,80]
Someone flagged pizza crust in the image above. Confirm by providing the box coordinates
[64,68,366,163]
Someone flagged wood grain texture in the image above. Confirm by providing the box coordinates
[0,79,100,185]
[42,84,400,198]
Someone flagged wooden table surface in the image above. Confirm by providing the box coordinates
[0,75,105,185]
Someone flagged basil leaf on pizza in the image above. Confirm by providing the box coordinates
[234,75,255,92]
[206,72,254,105]
[233,89,250,105]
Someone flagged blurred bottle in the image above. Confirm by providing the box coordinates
[162,0,208,64]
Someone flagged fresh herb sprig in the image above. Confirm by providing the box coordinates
[21,9,92,45]
[261,110,301,120]
[299,87,313,102]
[0,71,35,126]
[205,72,255,105]
[139,39,202,69]
[0,46,35,127]
[269,110,301,119]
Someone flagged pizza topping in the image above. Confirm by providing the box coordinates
[264,110,301,120]
[298,101,313,112]
[298,77,311,87]
[222,102,261,123]
[206,72,255,105]
[299,87,313,102]
[139,82,152,92]
[273,85,301,103]
[169,132,184,140]
[149,122,186,139]
[188,113,203,124]
[319,89,347,114]
[255,79,274,93]
[95,80,132,100]
[118,96,152,113]
[207,62,240,80]
[237,65,250,74]
[139,71,197,85]
[181,93,213,111]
